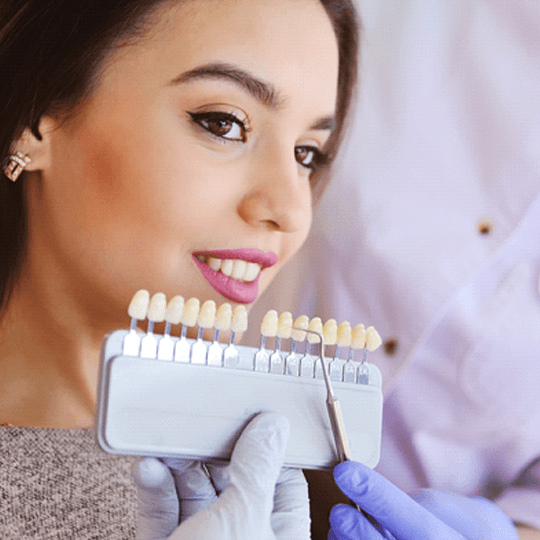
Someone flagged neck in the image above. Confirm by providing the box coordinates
[0,270,115,429]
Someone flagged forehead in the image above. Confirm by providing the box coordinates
[102,0,339,111]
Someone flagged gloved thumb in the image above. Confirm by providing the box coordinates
[175,412,291,539]
[131,457,183,540]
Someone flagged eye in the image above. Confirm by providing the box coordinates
[295,146,324,170]
[188,111,248,142]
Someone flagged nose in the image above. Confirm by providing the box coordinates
[237,141,312,233]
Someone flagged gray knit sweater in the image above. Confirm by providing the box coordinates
[0,426,138,539]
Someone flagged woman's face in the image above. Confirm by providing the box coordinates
[29,0,339,324]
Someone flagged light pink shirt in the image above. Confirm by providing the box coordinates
[249,0,540,528]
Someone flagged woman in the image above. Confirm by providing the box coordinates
[0,0,358,537]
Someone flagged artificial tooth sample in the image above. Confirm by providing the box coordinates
[255,310,278,372]
[358,325,382,385]
[351,324,366,353]
[270,311,292,374]
[191,300,216,364]
[365,326,382,351]
[317,319,337,379]
[223,305,248,368]
[141,292,166,358]
[182,297,200,327]
[207,302,232,366]
[300,317,322,378]
[286,315,309,376]
[344,323,365,383]
[123,289,150,356]
[330,321,351,381]
[158,295,184,361]
[175,297,200,362]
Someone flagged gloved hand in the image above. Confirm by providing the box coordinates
[329,460,519,540]
[131,412,310,540]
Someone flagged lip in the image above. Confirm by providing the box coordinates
[193,248,278,269]
[192,248,278,304]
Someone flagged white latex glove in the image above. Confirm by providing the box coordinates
[131,412,311,540]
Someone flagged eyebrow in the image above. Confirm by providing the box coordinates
[170,61,336,132]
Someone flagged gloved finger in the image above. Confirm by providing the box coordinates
[329,504,396,540]
[131,457,179,540]
[178,412,290,538]
[216,412,290,499]
[333,461,465,539]
[271,467,310,539]
[162,459,218,522]
[411,490,519,540]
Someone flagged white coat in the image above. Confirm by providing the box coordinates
[248,0,540,528]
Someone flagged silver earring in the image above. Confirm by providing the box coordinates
[3,151,31,182]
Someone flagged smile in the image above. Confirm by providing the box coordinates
[195,256,262,283]
[192,248,278,304]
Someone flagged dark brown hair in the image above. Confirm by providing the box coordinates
[0,0,359,317]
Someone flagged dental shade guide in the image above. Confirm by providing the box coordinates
[317,319,337,380]
[285,315,309,376]
[223,305,247,368]
[140,293,166,358]
[158,296,184,361]
[344,324,365,383]
[255,310,277,372]
[97,290,383,470]
[192,300,216,364]
[207,303,232,366]
[123,289,150,356]
[175,297,200,363]
[270,312,292,374]
[359,326,382,385]
[301,317,323,378]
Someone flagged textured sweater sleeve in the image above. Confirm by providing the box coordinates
[0,426,138,539]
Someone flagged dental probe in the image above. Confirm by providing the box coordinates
[294,326,352,463]
[295,326,365,515]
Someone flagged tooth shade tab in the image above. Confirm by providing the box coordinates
[336,321,352,347]
[261,310,278,337]
[291,315,309,341]
[365,326,382,351]
[128,290,150,320]
[198,300,216,328]
[351,324,366,349]
[166,296,184,325]
[215,303,233,331]
[182,298,200,327]
[231,305,248,333]
[307,317,323,344]
[277,312,293,339]
[147,293,167,322]
[322,319,338,345]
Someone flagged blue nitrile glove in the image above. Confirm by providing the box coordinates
[131,412,310,540]
[329,461,519,540]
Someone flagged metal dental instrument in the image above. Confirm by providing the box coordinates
[296,326,363,514]
[294,327,352,463]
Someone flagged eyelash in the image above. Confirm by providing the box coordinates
[188,111,327,171]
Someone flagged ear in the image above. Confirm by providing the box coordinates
[11,116,58,173]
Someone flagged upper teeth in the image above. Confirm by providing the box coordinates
[197,256,262,282]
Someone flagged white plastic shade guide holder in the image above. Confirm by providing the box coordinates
[99,290,383,470]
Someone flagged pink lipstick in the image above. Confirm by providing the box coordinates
[192,248,278,304]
